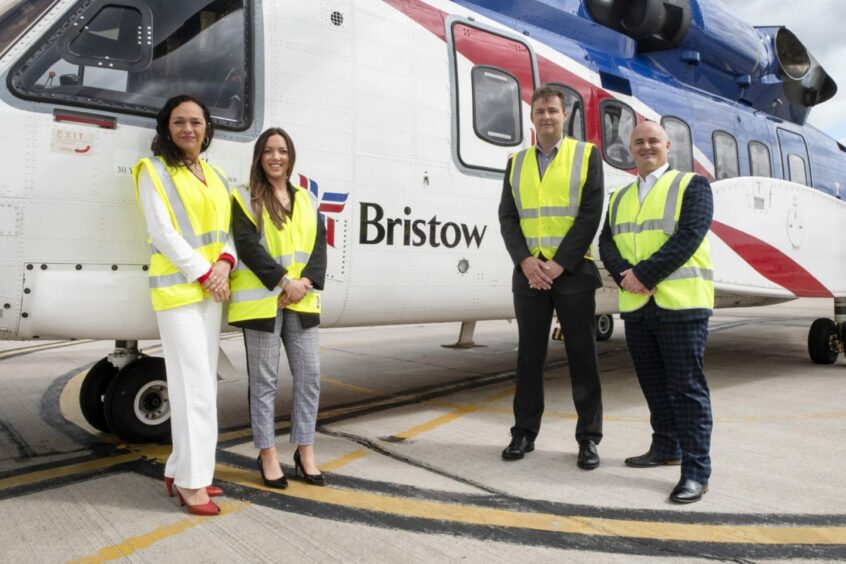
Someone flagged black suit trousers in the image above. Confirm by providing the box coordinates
[512,289,603,443]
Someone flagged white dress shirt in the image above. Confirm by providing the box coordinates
[637,162,670,203]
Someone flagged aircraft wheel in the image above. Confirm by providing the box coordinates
[79,357,118,433]
[104,356,171,443]
[808,318,840,365]
[596,314,614,341]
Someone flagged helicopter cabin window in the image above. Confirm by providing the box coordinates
[9,0,252,130]
[713,131,739,180]
[547,83,584,141]
[601,101,636,169]
[787,154,807,185]
[748,141,772,177]
[471,66,521,146]
[661,117,693,172]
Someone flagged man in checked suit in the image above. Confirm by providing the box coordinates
[498,84,604,469]
[599,121,714,503]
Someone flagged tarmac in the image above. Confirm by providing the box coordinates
[0,298,844,562]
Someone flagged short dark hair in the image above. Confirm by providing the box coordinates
[151,95,215,167]
[530,84,567,111]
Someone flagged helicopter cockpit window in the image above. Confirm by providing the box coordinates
[601,100,636,169]
[9,0,252,130]
[471,66,522,146]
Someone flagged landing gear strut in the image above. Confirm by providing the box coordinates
[807,298,844,364]
[78,341,171,443]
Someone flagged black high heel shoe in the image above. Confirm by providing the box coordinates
[293,449,326,486]
[257,455,288,489]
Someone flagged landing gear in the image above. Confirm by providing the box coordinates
[596,314,614,341]
[104,356,170,443]
[78,341,171,443]
[807,298,845,365]
[552,314,615,342]
[79,358,119,433]
[808,318,841,365]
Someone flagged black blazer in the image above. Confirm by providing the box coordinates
[598,170,714,322]
[498,144,604,295]
[230,182,327,331]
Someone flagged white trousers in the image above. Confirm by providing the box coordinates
[156,299,221,488]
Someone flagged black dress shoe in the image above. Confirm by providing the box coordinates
[577,440,600,470]
[502,434,534,460]
[670,478,708,503]
[257,455,288,489]
[625,449,682,468]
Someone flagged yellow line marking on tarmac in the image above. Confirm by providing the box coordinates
[390,385,515,440]
[66,500,249,563]
[0,339,96,359]
[0,452,141,491]
[215,462,846,545]
[319,449,369,473]
[321,375,383,397]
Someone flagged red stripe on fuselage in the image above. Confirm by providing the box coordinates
[709,220,831,297]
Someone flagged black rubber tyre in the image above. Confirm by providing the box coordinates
[596,314,614,342]
[808,318,840,365]
[103,356,171,443]
[79,357,119,433]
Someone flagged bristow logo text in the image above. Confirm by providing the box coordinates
[359,202,487,248]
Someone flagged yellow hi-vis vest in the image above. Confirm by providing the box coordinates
[227,183,321,323]
[607,170,714,313]
[509,137,594,259]
[133,156,231,311]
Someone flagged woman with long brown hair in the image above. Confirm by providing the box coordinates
[228,128,327,487]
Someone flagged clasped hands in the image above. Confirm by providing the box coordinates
[620,268,653,296]
[278,276,312,309]
[520,257,564,290]
[202,260,232,302]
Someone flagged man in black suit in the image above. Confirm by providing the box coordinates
[599,121,714,503]
[498,84,604,469]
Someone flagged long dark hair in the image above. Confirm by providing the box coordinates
[151,95,215,167]
[249,127,297,231]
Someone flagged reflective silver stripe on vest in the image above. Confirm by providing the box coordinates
[525,236,564,249]
[149,158,228,249]
[230,286,281,303]
[208,165,230,192]
[567,141,587,214]
[148,271,189,288]
[610,218,665,236]
[609,182,635,230]
[662,172,685,235]
[510,150,528,213]
[665,267,714,281]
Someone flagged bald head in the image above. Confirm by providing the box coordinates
[629,121,671,176]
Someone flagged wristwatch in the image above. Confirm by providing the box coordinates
[281,275,291,289]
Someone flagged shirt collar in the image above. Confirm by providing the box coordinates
[638,162,670,184]
[537,137,563,157]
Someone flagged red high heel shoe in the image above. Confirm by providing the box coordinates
[165,477,223,498]
[176,489,221,516]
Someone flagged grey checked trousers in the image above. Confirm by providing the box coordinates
[244,309,321,448]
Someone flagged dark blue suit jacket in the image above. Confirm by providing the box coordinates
[598,171,714,322]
